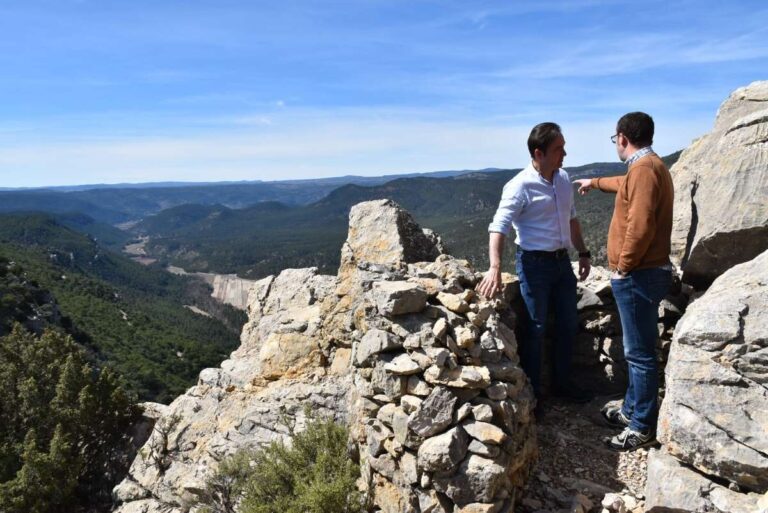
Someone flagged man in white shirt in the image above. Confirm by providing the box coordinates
[477,122,592,404]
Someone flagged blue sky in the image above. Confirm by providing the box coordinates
[0,0,766,187]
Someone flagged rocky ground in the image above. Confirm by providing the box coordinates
[516,395,649,513]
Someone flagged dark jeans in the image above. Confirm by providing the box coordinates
[611,267,672,433]
[515,248,578,396]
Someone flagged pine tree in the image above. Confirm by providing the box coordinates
[0,324,140,512]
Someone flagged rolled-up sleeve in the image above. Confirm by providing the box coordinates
[488,181,525,235]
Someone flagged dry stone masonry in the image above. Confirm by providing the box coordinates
[340,200,537,513]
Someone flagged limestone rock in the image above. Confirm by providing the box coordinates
[424,365,492,389]
[384,354,422,375]
[436,291,471,313]
[416,426,468,473]
[355,328,402,367]
[433,455,508,506]
[456,502,504,513]
[409,386,457,437]
[210,273,260,310]
[344,199,441,269]
[645,449,763,512]
[670,80,768,285]
[372,281,428,316]
[658,250,768,492]
[461,420,507,445]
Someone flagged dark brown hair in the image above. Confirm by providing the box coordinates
[617,112,654,147]
[527,122,562,158]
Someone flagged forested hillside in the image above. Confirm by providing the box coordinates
[133,159,668,278]
[0,214,245,402]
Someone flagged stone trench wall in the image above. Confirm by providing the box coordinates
[542,266,684,398]
[348,255,537,513]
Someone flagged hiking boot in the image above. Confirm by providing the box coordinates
[551,382,593,404]
[606,427,657,452]
[601,405,630,429]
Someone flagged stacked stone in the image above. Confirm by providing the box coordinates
[569,266,627,394]
[351,254,537,513]
[565,265,685,395]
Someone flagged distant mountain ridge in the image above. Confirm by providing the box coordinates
[131,158,658,278]
[0,162,626,224]
[0,167,505,192]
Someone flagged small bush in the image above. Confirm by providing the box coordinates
[198,416,363,513]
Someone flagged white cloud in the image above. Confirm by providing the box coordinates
[0,107,710,187]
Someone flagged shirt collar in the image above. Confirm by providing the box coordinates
[526,162,562,182]
[625,146,655,166]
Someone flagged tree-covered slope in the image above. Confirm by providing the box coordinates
[134,159,656,278]
[0,213,245,402]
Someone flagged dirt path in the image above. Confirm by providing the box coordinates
[516,396,649,512]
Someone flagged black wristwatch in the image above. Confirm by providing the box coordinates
[578,251,591,259]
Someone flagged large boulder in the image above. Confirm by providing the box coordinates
[344,198,442,270]
[655,249,768,498]
[670,80,768,286]
[645,449,764,512]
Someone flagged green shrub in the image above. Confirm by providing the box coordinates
[198,416,363,513]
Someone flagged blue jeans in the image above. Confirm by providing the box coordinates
[611,267,672,433]
[515,248,578,396]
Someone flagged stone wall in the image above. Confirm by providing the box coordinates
[350,255,536,513]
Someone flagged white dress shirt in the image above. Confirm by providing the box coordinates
[488,164,577,251]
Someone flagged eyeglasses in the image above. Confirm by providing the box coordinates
[610,134,619,144]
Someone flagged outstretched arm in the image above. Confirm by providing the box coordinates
[574,176,623,194]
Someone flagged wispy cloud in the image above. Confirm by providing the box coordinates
[0,0,764,186]
[0,106,708,187]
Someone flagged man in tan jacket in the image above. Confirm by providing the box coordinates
[574,112,673,451]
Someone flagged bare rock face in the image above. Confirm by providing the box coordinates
[210,274,260,310]
[670,80,768,286]
[112,266,350,513]
[113,199,537,513]
[645,449,764,513]
[649,249,768,507]
[345,198,442,268]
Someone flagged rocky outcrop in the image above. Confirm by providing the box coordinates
[209,274,259,310]
[670,80,768,286]
[113,199,538,513]
[647,249,768,511]
[645,449,765,513]
[112,265,350,513]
